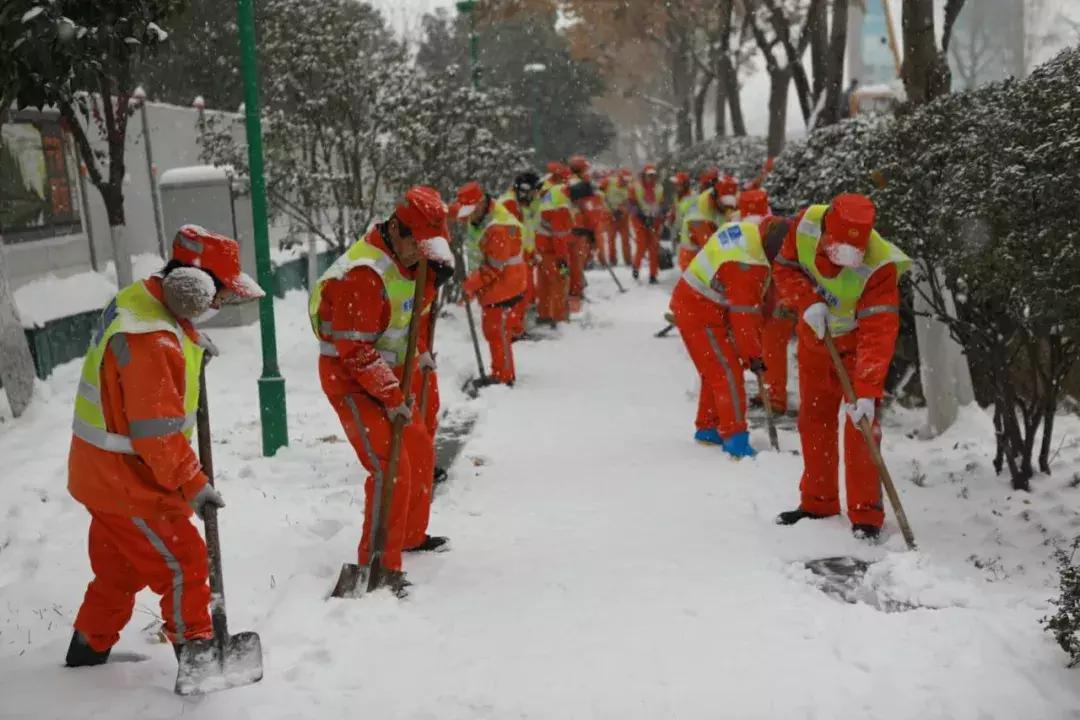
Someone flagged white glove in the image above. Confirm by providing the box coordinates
[802,302,829,340]
[190,483,225,520]
[418,351,437,371]
[845,398,876,425]
[387,401,413,424]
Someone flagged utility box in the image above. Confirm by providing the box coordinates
[159,165,257,327]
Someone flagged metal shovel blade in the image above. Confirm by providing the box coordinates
[328,562,368,599]
[174,631,264,696]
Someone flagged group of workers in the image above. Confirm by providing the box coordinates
[59,151,909,680]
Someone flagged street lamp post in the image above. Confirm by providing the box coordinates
[237,0,289,456]
[456,0,480,89]
[524,63,546,160]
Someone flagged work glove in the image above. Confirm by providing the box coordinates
[387,400,413,424]
[802,302,830,340]
[190,482,225,520]
[748,357,767,375]
[418,351,437,371]
[844,398,876,425]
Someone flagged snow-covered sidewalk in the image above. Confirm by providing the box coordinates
[2,269,1079,719]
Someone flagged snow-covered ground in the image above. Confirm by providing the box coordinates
[2,268,1080,719]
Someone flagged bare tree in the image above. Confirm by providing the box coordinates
[901,0,966,105]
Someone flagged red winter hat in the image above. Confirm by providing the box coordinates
[454,181,485,219]
[824,193,876,250]
[674,171,691,188]
[714,175,739,207]
[395,186,449,241]
[738,189,769,218]
[569,155,589,174]
[171,225,264,299]
[642,163,658,176]
[698,167,719,189]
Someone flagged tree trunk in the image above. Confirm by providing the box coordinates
[0,238,36,417]
[817,0,849,127]
[808,0,829,103]
[694,75,712,143]
[101,184,133,288]
[714,66,727,137]
[901,0,952,105]
[767,68,791,157]
[670,19,695,149]
[720,48,746,136]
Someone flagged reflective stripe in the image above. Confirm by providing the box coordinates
[320,341,339,357]
[500,311,511,374]
[378,350,398,364]
[77,380,101,405]
[320,321,333,336]
[72,417,136,453]
[128,413,196,440]
[773,254,802,269]
[486,254,525,269]
[343,396,385,545]
[176,234,203,254]
[727,305,762,315]
[109,334,131,367]
[797,217,821,239]
[332,330,381,342]
[381,327,409,340]
[684,272,728,305]
[856,304,898,319]
[132,518,186,640]
[705,327,744,426]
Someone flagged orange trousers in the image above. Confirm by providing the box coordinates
[760,314,796,413]
[568,235,588,299]
[508,259,536,338]
[413,368,440,439]
[536,252,569,323]
[616,212,632,265]
[329,393,435,571]
[481,303,516,384]
[74,510,212,651]
[675,315,747,436]
[631,218,660,278]
[796,339,885,527]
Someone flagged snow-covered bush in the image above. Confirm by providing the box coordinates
[766,47,1080,491]
[1044,537,1080,667]
[663,135,769,184]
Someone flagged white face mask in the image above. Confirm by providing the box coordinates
[191,307,220,325]
[825,242,865,268]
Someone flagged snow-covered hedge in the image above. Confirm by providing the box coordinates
[768,46,1080,493]
[662,135,769,182]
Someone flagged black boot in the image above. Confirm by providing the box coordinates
[632,268,640,280]
[65,631,110,667]
[383,570,412,599]
[405,535,450,553]
[775,508,833,526]
[433,467,448,486]
[852,524,882,542]
[648,275,658,285]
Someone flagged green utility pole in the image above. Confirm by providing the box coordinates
[524,63,546,159]
[456,0,480,89]
[237,0,288,456]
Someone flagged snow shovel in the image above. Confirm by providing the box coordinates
[754,370,781,451]
[599,255,628,294]
[823,330,917,550]
[175,361,263,696]
[330,259,429,598]
[460,295,489,398]
[418,294,441,423]
[655,312,677,338]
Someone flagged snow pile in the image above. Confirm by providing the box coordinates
[2,269,1080,718]
[14,254,164,327]
[161,267,217,319]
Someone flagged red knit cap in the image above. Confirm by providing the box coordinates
[738,189,769,218]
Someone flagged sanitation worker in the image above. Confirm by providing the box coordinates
[535,179,575,325]
[668,216,788,459]
[311,187,455,597]
[65,225,264,667]
[773,193,911,540]
[604,169,633,266]
[629,164,665,284]
[670,171,697,270]
[455,181,528,385]
[500,171,542,340]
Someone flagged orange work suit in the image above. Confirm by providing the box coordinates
[498,195,536,339]
[759,283,796,413]
[669,266,767,437]
[629,183,663,279]
[774,210,902,528]
[535,202,574,324]
[317,228,436,571]
[463,221,527,384]
[69,277,213,651]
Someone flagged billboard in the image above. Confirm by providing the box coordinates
[849,0,900,87]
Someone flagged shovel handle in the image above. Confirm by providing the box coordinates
[197,361,229,642]
[755,370,780,452]
[822,331,916,550]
